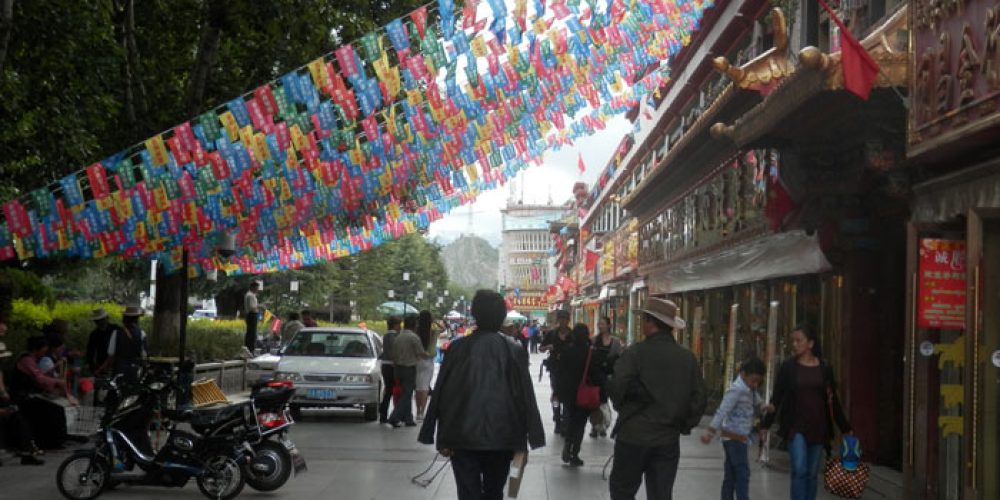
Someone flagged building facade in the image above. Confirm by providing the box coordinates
[902,0,1000,497]
[498,203,566,322]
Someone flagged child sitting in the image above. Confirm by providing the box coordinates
[701,357,766,500]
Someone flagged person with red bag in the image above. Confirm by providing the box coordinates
[759,325,852,500]
[553,323,597,467]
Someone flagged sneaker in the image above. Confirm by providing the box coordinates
[600,431,607,437]
[405,421,418,427]
[386,420,402,429]
[568,456,584,467]
[589,430,599,438]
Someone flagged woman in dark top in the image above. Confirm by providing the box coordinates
[554,323,595,467]
[761,326,851,500]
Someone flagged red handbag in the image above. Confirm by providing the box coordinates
[575,347,601,410]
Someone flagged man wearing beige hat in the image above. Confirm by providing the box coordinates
[609,298,706,500]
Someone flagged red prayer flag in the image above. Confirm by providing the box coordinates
[577,153,586,174]
[585,249,599,271]
[818,0,879,100]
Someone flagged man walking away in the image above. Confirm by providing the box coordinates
[379,317,401,424]
[387,315,427,427]
[609,298,706,500]
[244,282,261,352]
[419,290,545,500]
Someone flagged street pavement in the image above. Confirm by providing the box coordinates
[1,351,851,499]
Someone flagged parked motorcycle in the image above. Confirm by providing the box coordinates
[243,380,307,492]
[55,370,254,500]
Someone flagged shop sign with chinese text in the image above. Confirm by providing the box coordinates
[917,239,966,329]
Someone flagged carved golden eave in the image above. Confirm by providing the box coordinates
[713,8,795,93]
[801,5,909,91]
[710,5,910,146]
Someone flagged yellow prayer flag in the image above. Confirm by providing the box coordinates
[239,125,255,150]
[465,164,479,182]
[219,112,239,143]
[290,125,307,152]
[470,36,487,58]
[145,135,170,166]
[253,133,271,161]
[307,58,328,89]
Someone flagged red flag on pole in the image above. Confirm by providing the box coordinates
[817,0,879,100]
[577,153,586,174]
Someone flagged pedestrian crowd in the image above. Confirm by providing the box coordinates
[0,305,147,467]
[408,292,853,500]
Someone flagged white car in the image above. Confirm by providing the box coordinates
[273,327,384,421]
[246,353,281,383]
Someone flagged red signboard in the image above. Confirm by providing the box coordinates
[511,294,546,310]
[917,239,966,329]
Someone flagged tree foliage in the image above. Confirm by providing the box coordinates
[0,0,428,345]
[0,0,427,199]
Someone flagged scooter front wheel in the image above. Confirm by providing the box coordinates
[56,451,109,500]
[196,455,245,500]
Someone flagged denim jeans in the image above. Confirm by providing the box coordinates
[389,365,416,424]
[722,440,750,500]
[788,433,824,500]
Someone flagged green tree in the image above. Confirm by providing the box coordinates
[0,0,429,352]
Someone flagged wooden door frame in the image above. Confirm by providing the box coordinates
[904,221,962,499]
[964,209,1000,499]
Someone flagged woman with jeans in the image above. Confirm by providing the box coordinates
[760,326,851,500]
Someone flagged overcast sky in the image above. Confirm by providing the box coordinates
[427,115,633,247]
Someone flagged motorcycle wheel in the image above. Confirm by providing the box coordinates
[196,456,244,500]
[56,451,109,500]
[244,440,292,492]
[289,404,302,421]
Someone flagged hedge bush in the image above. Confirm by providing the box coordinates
[3,300,389,365]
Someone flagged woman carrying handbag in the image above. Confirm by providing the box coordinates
[554,323,598,467]
[759,326,852,500]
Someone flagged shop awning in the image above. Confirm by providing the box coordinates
[645,230,831,294]
[912,157,1000,223]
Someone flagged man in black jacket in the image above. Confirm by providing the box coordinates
[609,298,706,500]
[419,290,545,500]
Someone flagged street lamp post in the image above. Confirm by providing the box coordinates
[402,272,410,316]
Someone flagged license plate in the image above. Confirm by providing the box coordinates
[283,439,307,473]
[307,388,336,400]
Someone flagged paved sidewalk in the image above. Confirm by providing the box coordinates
[1,351,867,499]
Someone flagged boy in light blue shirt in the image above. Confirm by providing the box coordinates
[701,358,766,500]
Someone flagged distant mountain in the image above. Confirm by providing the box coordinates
[441,235,499,292]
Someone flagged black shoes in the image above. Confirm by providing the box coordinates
[404,421,418,427]
[21,455,44,466]
[562,443,584,467]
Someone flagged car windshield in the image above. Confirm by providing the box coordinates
[282,331,373,358]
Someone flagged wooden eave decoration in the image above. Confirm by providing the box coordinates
[713,8,795,95]
[798,4,908,91]
[710,5,909,145]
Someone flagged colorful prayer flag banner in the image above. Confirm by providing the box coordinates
[0,0,713,275]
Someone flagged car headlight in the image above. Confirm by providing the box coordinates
[273,372,302,382]
[342,374,373,383]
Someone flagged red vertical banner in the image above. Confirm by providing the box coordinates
[917,239,967,329]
